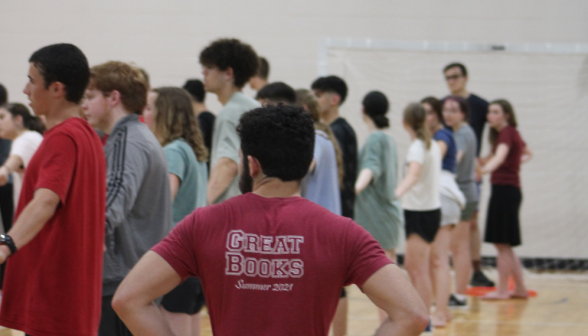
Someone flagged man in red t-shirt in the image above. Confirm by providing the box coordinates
[113,104,428,336]
[0,44,106,336]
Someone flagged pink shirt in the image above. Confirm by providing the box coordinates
[153,193,391,336]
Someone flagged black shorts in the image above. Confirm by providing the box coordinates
[404,209,441,243]
[161,277,205,315]
[484,185,522,246]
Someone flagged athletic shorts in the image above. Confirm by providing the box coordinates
[404,209,441,243]
[460,201,478,222]
[161,277,205,315]
[440,194,460,226]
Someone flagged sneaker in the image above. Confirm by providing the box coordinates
[448,294,469,309]
[470,270,495,287]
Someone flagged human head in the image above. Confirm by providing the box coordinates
[249,57,270,91]
[85,61,148,119]
[311,76,348,114]
[236,104,315,193]
[420,96,443,132]
[442,95,469,128]
[182,79,206,103]
[443,62,468,95]
[148,87,208,162]
[362,91,390,129]
[255,82,296,106]
[25,43,89,115]
[0,103,45,140]
[199,38,258,92]
[0,84,7,105]
[488,99,518,145]
[403,102,431,149]
[295,88,320,122]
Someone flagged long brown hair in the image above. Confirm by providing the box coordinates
[152,87,208,162]
[3,103,45,134]
[489,99,518,146]
[295,89,344,186]
[403,102,432,149]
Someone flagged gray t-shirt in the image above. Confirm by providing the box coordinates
[301,130,341,215]
[454,124,478,203]
[210,92,260,203]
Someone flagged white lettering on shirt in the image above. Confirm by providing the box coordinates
[224,230,305,279]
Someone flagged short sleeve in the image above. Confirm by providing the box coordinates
[454,129,467,152]
[344,221,392,288]
[497,127,514,147]
[164,145,187,182]
[10,132,40,168]
[214,117,240,164]
[360,135,383,181]
[35,133,76,204]
[433,130,452,147]
[152,211,200,280]
[406,141,424,164]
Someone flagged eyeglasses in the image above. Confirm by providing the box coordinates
[445,75,462,81]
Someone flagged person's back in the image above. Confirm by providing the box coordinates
[301,130,341,215]
[155,193,386,335]
[403,139,441,211]
[103,114,172,290]
[330,117,358,217]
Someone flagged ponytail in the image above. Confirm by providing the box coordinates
[4,103,45,135]
[403,102,431,149]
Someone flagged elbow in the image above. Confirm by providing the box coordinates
[112,287,133,319]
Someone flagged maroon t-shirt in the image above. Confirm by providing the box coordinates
[152,193,391,336]
[0,118,106,336]
[491,125,526,188]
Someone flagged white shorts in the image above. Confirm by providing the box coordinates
[440,194,460,226]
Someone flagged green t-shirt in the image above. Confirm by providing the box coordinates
[354,131,404,250]
[164,139,208,225]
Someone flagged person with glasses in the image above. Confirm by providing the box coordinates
[443,62,494,288]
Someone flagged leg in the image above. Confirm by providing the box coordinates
[450,221,471,295]
[482,244,511,299]
[191,312,202,336]
[469,211,482,269]
[161,307,192,336]
[430,226,452,327]
[405,234,433,309]
[505,247,527,297]
[332,295,348,336]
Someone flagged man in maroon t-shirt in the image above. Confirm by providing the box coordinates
[0,44,106,336]
[113,104,428,336]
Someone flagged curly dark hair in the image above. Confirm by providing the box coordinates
[237,104,315,181]
[29,43,90,104]
[199,38,258,89]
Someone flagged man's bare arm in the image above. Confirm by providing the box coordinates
[362,264,429,336]
[113,251,182,335]
[207,157,238,204]
[0,188,60,263]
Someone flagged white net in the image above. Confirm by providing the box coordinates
[326,47,588,270]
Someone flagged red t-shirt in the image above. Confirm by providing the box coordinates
[152,193,391,336]
[491,125,526,188]
[0,118,106,336]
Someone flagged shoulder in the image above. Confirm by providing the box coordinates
[225,93,260,113]
[469,94,489,106]
[332,118,356,137]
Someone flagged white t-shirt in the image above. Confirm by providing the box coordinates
[402,139,441,211]
[9,130,43,208]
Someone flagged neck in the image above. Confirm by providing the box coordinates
[365,117,377,133]
[428,122,443,135]
[216,85,240,106]
[192,102,208,115]
[494,121,509,132]
[44,103,82,130]
[407,128,417,141]
[452,88,470,99]
[452,120,465,132]
[105,107,131,134]
[253,177,301,198]
[322,107,340,125]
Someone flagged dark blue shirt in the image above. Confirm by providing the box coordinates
[434,128,457,173]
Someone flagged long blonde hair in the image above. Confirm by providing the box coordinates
[403,102,432,149]
[489,99,519,146]
[295,89,344,186]
[152,87,208,162]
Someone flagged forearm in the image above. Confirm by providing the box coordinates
[116,302,175,336]
[395,175,418,198]
[480,156,503,174]
[207,158,238,204]
[7,190,58,249]
[355,169,373,194]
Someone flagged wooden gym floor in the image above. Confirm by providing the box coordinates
[1,270,587,336]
